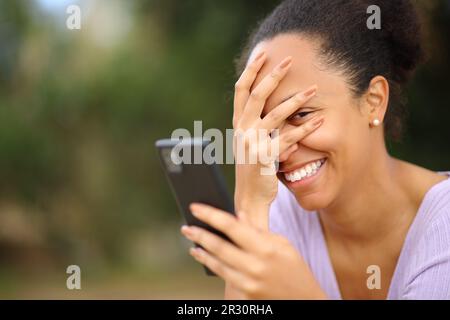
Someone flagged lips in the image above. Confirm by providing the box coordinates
[282,158,327,182]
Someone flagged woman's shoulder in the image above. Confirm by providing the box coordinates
[391,171,450,299]
[416,170,450,232]
[395,159,449,206]
[401,161,450,240]
[397,167,450,266]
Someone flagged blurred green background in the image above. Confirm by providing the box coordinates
[0,0,449,298]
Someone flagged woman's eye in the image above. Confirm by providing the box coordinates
[290,111,314,120]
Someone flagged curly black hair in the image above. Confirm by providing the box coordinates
[236,0,425,141]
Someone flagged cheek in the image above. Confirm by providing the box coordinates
[299,117,344,153]
[300,112,368,169]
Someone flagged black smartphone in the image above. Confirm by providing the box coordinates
[155,138,235,276]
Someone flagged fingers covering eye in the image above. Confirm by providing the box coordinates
[259,85,317,130]
[271,115,324,156]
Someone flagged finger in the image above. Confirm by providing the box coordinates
[240,56,293,125]
[189,203,265,253]
[278,143,298,162]
[259,85,317,131]
[181,225,258,271]
[272,115,324,156]
[233,52,267,127]
[189,247,257,293]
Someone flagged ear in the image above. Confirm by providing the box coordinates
[363,76,389,126]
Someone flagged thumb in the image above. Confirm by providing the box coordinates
[236,210,251,224]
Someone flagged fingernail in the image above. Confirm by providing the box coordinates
[254,51,265,62]
[181,225,192,234]
[191,210,199,218]
[190,203,206,217]
[312,116,324,126]
[189,203,200,212]
[279,57,292,69]
[190,247,201,256]
[303,85,318,97]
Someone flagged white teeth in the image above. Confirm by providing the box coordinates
[300,169,306,178]
[283,158,326,182]
[306,165,312,174]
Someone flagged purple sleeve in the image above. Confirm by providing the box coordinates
[267,182,310,263]
[401,211,450,299]
[268,190,284,235]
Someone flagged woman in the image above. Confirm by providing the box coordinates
[180,0,450,299]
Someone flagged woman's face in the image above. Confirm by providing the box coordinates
[249,34,377,210]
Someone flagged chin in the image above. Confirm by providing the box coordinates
[294,192,330,212]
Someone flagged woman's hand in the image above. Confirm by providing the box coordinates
[181,203,327,300]
[233,52,323,229]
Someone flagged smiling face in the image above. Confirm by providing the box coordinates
[249,34,381,211]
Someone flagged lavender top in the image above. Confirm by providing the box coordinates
[269,171,450,299]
